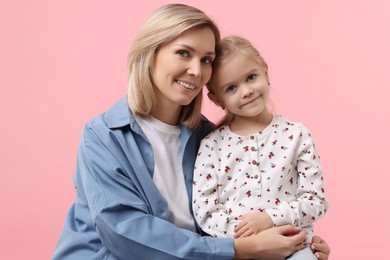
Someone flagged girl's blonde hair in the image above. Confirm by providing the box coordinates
[127,4,220,129]
[206,35,270,128]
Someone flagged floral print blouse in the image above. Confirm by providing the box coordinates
[192,115,328,242]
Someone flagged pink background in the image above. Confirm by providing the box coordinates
[2,0,389,259]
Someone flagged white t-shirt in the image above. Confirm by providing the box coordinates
[135,115,195,231]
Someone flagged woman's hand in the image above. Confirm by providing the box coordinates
[311,235,330,260]
[234,225,306,259]
[234,212,274,238]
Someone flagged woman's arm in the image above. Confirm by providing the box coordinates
[74,125,234,259]
[234,225,306,259]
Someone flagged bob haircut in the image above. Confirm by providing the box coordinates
[127,4,221,129]
[206,35,270,128]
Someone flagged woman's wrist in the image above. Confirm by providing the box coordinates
[233,236,260,259]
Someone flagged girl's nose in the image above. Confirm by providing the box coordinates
[242,85,254,98]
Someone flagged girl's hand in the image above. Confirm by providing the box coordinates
[311,235,330,260]
[233,212,274,238]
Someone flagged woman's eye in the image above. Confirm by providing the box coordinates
[177,50,189,57]
[226,85,237,93]
[247,74,257,81]
[201,57,213,64]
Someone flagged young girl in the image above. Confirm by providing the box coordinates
[193,36,329,259]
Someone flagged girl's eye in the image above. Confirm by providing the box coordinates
[177,50,189,58]
[201,57,213,64]
[226,85,237,93]
[247,74,257,81]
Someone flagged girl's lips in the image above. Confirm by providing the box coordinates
[241,94,261,107]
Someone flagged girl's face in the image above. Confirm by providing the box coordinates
[211,52,270,120]
[152,27,216,114]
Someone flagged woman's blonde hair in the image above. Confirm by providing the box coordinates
[206,35,270,128]
[127,4,220,129]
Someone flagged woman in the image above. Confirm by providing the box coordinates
[53,4,330,259]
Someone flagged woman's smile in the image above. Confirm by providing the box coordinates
[175,79,197,91]
[152,27,215,108]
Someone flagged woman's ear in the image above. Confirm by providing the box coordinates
[207,92,224,109]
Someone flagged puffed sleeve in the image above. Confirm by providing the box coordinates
[265,125,329,228]
[193,135,233,238]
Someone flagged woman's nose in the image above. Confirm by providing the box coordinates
[187,60,201,77]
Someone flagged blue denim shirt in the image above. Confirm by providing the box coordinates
[52,97,234,260]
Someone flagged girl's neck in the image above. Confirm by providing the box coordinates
[229,111,273,136]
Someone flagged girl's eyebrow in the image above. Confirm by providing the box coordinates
[219,80,236,90]
[247,68,261,74]
[218,68,261,90]
[175,44,215,56]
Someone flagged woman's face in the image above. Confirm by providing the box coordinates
[152,27,216,113]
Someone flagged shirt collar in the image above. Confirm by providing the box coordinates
[106,96,134,129]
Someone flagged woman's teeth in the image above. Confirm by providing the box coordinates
[177,80,195,90]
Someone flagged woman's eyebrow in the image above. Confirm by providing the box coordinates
[175,44,215,56]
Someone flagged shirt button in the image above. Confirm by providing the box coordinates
[250,135,255,140]
[251,146,256,151]
[185,175,191,180]
[252,160,257,165]
[254,175,259,179]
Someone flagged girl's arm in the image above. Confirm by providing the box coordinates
[193,138,235,237]
[265,125,329,228]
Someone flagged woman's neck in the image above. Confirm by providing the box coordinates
[151,104,181,126]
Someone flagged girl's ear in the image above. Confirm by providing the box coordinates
[207,92,224,109]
